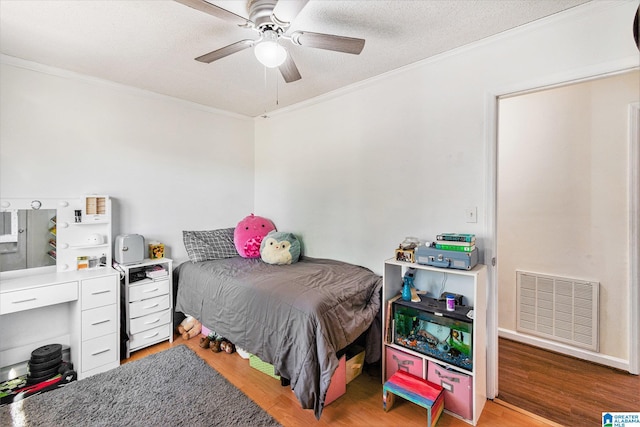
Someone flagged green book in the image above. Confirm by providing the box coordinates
[435,243,476,252]
[436,233,476,243]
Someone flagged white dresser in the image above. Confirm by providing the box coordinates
[115,258,173,358]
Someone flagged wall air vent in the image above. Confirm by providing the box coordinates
[516,270,599,352]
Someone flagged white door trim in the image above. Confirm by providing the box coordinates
[628,101,640,375]
[483,91,499,398]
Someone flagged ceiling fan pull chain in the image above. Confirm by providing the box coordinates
[263,65,268,116]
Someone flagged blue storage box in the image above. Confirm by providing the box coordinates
[415,245,478,270]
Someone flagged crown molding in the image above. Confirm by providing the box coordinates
[0,54,253,122]
[259,1,638,120]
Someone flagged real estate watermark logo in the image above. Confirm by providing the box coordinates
[603,412,640,427]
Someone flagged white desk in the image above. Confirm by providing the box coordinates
[0,267,120,380]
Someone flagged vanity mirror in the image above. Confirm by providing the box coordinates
[0,197,113,275]
[0,208,57,272]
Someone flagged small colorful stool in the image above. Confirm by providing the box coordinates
[383,370,445,427]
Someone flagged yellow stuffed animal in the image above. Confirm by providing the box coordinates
[176,315,202,340]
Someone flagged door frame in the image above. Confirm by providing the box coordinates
[484,61,640,398]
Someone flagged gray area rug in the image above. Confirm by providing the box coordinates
[0,345,282,426]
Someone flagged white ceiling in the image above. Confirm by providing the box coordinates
[0,0,589,117]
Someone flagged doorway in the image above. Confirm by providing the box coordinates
[493,69,639,418]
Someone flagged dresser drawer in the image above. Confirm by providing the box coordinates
[129,323,172,351]
[129,294,170,319]
[82,333,118,373]
[129,308,171,334]
[128,278,169,302]
[81,276,117,310]
[0,281,77,315]
[82,304,118,341]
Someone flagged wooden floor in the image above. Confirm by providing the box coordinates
[498,337,640,427]
[125,335,554,427]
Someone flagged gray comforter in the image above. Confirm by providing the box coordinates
[175,256,381,419]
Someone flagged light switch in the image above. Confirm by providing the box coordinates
[465,207,477,223]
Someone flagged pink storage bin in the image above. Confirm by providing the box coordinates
[427,361,473,420]
[385,347,424,381]
[325,354,346,405]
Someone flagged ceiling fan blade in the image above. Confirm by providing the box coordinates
[195,40,255,63]
[279,54,301,83]
[290,31,365,55]
[174,0,251,27]
[271,0,310,27]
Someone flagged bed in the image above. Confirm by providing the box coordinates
[174,256,382,419]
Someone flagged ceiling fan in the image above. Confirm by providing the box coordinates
[175,0,366,83]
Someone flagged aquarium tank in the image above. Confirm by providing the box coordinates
[393,301,473,371]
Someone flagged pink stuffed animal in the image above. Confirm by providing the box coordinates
[234,214,276,258]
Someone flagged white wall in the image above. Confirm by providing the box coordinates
[254,0,639,364]
[0,60,255,264]
[255,1,639,275]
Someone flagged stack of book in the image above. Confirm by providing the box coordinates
[145,265,168,279]
[435,233,476,252]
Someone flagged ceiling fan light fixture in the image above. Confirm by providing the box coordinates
[254,30,287,68]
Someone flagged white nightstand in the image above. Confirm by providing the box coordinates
[115,258,173,359]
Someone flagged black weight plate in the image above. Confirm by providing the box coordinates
[28,355,62,371]
[30,352,62,364]
[28,364,60,379]
[30,344,62,363]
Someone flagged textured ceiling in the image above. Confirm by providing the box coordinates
[0,0,589,117]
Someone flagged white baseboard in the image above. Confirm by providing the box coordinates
[498,328,631,373]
